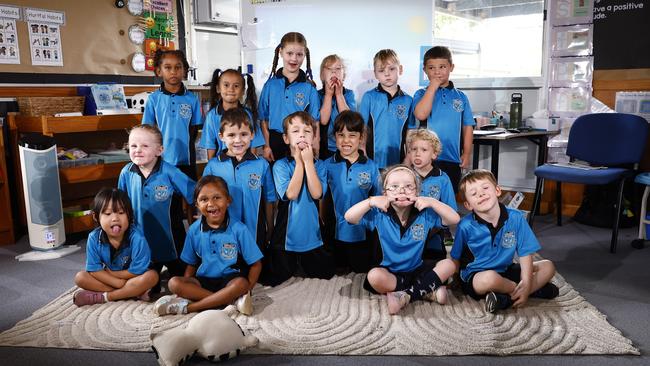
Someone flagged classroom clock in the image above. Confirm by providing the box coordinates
[127,0,144,16]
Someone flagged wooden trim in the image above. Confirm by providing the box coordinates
[0,86,158,98]
[59,162,125,185]
[11,114,142,134]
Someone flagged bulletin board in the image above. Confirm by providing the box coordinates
[0,0,177,77]
[241,0,432,102]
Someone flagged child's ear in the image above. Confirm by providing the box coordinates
[282,133,290,145]
[157,145,164,156]
[463,201,472,211]
[495,185,502,197]
[449,63,455,73]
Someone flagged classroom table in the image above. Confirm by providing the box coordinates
[472,130,559,180]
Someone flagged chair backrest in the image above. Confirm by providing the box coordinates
[566,113,649,166]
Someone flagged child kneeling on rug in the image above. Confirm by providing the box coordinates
[155,175,263,316]
[451,169,559,313]
[344,164,460,315]
[73,188,159,306]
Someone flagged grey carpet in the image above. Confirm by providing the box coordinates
[0,272,638,355]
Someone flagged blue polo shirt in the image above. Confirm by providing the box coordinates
[142,84,202,166]
[199,103,264,154]
[85,225,151,275]
[118,158,196,263]
[318,88,357,152]
[361,206,443,273]
[359,85,415,169]
[418,166,457,251]
[450,205,541,282]
[258,68,320,133]
[181,216,263,279]
[202,150,276,244]
[271,156,327,252]
[324,151,380,242]
[413,81,474,164]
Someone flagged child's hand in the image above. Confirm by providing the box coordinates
[333,78,344,97]
[428,78,442,91]
[299,142,314,162]
[511,280,531,308]
[413,196,436,211]
[263,145,275,162]
[369,195,392,212]
[324,78,336,96]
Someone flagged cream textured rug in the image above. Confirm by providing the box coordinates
[0,273,639,355]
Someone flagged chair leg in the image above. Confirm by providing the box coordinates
[611,178,626,254]
[556,181,562,226]
[529,177,544,227]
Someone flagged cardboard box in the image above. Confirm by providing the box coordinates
[526,117,560,131]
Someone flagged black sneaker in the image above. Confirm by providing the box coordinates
[485,292,513,313]
[531,283,559,299]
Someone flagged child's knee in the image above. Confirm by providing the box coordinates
[167,276,182,293]
[539,260,556,277]
[74,271,89,286]
[473,270,501,290]
[143,270,160,286]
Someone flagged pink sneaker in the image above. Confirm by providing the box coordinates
[73,290,106,307]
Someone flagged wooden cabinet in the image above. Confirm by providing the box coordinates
[8,113,141,234]
[0,123,15,245]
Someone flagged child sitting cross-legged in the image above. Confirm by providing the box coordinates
[344,165,460,315]
[154,175,263,316]
[450,169,559,313]
[73,188,159,306]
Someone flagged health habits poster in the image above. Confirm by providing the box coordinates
[25,7,64,67]
[0,5,20,64]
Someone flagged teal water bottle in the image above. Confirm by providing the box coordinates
[509,93,522,128]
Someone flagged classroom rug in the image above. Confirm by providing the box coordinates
[0,273,639,355]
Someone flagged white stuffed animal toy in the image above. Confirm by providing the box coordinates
[151,305,258,366]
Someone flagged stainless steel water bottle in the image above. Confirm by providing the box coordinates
[509,93,522,128]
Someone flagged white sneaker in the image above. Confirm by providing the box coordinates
[236,292,253,316]
[154,295,189,316]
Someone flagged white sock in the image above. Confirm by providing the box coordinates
[103,292,109,302]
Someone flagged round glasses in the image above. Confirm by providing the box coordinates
[384,184,417,193]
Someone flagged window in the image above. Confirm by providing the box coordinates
[433,0,545,86]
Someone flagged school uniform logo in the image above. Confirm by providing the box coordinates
[220,242,237,260]
[248,173,261,190]
[501,231,517,249]
[357,172,371,190]
[179,103,192,119]
[295,92,305,107]
[395,104,407,120]
[452,99,464,112]
[425,184,441,200]
[411,223,425,241]
[154,185,171,201]
[119,255,131,268]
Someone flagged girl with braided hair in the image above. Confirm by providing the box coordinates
[258,32,321,162]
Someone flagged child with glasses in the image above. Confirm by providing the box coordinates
[344,164,460,315]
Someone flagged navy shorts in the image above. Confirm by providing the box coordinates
[461,263,521,300]
[197,273,244,293]
[363,262,435,294]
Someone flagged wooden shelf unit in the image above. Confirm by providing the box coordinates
[8,113,141,234]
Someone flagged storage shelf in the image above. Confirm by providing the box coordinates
[59,161,125,184]
[12,114,142,135]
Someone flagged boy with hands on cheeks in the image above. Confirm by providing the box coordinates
[261,111,334,286]
[345,165,460,315]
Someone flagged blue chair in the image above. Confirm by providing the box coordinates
[528,113,649,253]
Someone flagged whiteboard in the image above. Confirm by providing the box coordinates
[241,0,433,103]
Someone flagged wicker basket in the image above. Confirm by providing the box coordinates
[17,97,85,116]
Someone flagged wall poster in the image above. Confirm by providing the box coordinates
[25,7,65,66]
[0,4,21,64]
